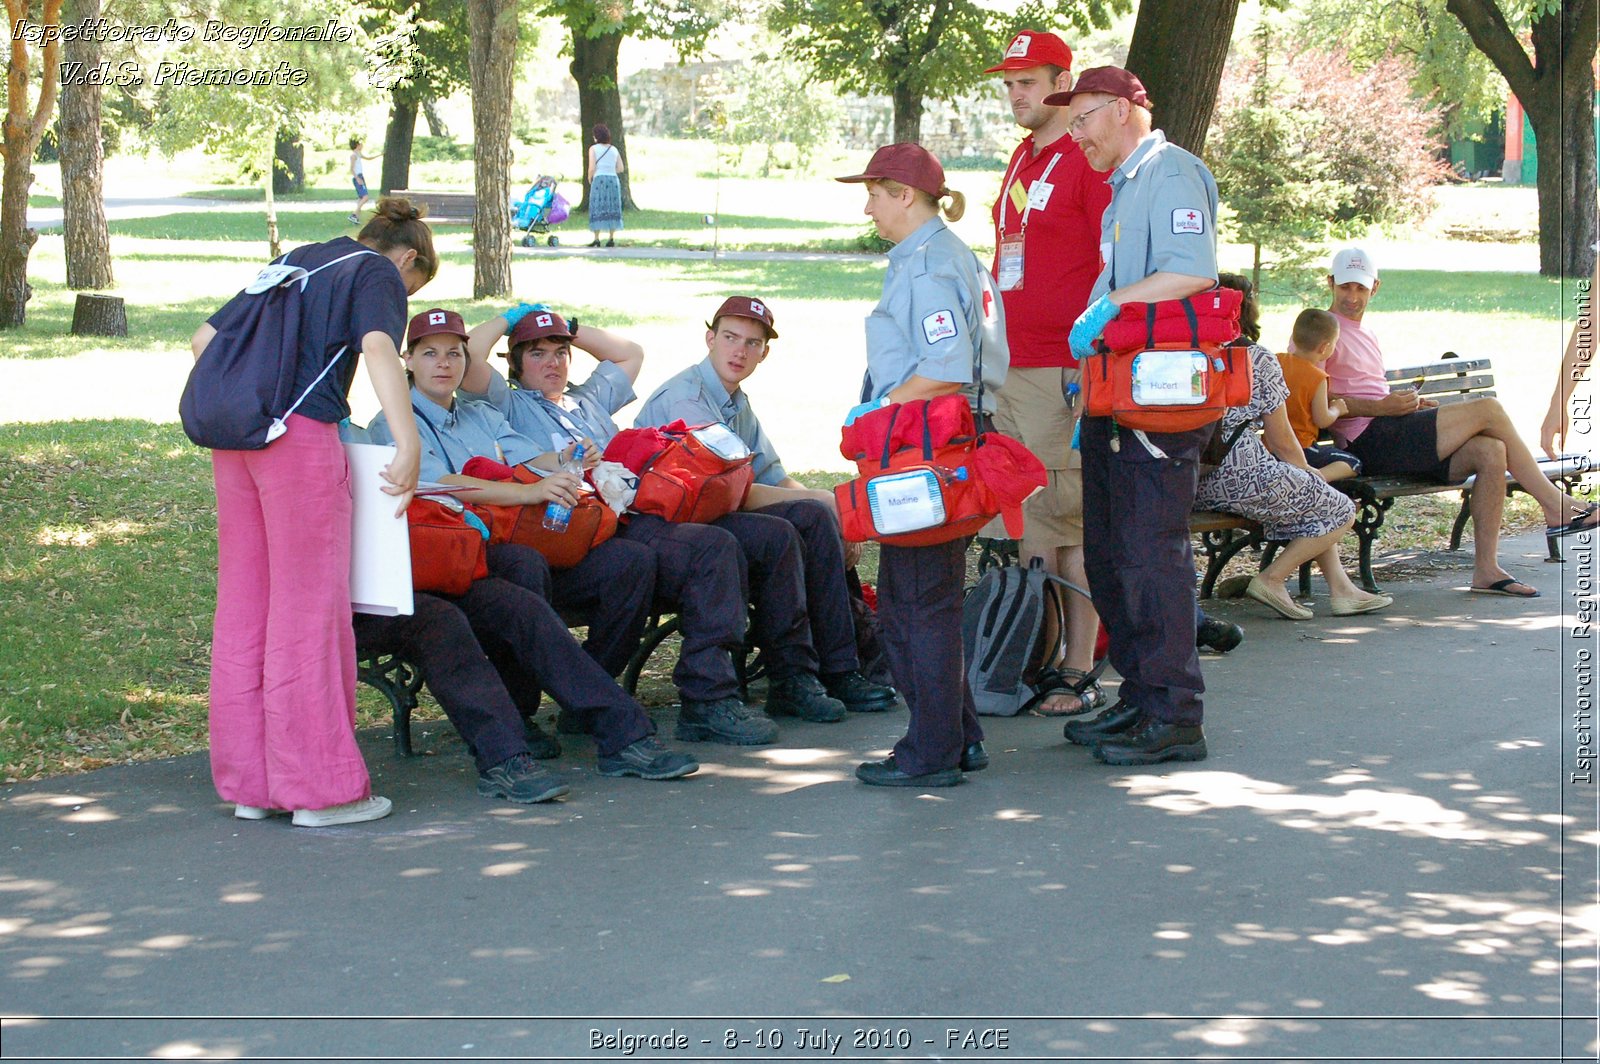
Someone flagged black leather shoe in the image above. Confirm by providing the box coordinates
[1064,699,1143,746]
[823,669,899,712]
[959,741,988,772]
[1092,719,1207,765]
[856,756,962,788]
[523,719,562,760]
[765,673,847,723]
[1196,615,1244,654]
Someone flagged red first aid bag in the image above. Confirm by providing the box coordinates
[605,421,754,524]
[1084,292,1251,433]
[834,396,1045,546]
[407,495,489,596]
[460,456,617,569]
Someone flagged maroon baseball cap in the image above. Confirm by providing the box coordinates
[984,30,1073,74]
[406,308,468,348]
[835,143,946,199]
[507,308,574,351]
[1044,65,1152,109]
[707,295,778,340]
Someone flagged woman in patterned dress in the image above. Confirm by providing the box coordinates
[1196,275,1392,620]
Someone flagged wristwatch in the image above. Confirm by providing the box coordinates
[567,317,580,338]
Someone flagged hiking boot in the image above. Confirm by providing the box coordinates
[291,795,392,827]
[1063,700,1143,746]
[524,719,562,759]
[823,669,899,712]
[1196,615,1244,654]
[555,707,594,736]
[675,696,780,745]
[597,737,700,780]
[476,753,570,803]
[1092,719,1207,766]
[764,673,847,723]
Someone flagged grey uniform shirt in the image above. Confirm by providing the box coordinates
[862,216,1008,412]
[459,360,637,454]
[1089,130,1219,300]
[367,386,541,483]
[633,357,788,486]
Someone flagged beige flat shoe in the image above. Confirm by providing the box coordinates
[1331,593,1393,616]
[1245,576,1312,620]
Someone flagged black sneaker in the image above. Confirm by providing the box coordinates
[1196,615,1244,654]
[675,696,780,745]
[476,753,570,803]
[823,669,899,712]
[524,719,562,759]
[765,673,847,722]
[555,707,594,736]
[597,737,700,780]
[1092,719,1207,765]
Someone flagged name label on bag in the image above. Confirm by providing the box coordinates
[866,469,947,535]
[1130,349,1208,406]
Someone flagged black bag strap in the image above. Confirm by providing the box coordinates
[1144,303,1157,348]
[878,402,905,466]
[412,403,458,475]
[1180,297,1201,346]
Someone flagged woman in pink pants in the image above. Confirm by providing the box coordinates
[191,197,434,827]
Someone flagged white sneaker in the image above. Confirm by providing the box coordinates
[234,804,286,820]
[291,796,392,828]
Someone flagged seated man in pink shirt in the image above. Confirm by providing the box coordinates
[1324,247,1597,598]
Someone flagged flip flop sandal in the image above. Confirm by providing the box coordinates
[1469,578,1540,598]
[1547,503,1600,539]
[1025,666,1107,717]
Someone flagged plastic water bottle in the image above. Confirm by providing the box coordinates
[541,443,585,532]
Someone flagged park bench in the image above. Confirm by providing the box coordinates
[1327,357,1589,591]
[390,189,475,225]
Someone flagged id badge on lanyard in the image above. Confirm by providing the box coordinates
[997,233,1025,292]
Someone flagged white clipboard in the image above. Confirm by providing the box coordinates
[345,442,414,616]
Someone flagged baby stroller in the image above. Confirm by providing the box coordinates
[511,176,568,247]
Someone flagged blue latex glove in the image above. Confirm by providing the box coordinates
[844,397,889,426]
[1068,294,1119,361]
[503,302,547,328]
[1070,420,1080,451]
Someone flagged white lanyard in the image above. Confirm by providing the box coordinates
[998,148,1063,237]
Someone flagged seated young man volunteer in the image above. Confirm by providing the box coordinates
[632,295,897,714]
[360,309,698,787]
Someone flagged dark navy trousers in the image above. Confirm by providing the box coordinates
[878,536,981,775]
[744,498,861,677]
[1080,417,1209,726]
[353,545,654,763]
[619,514,748,703]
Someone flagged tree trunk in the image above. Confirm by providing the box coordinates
[570,27,634,212]
[263,145,281,260]
[890,81,925,145]
[468,0,515,298]
[0,0,62,327]
[1446,0,1598,278]
[273,132,304,195]
[381,91,418,195]
[1124,0,1242,156]
[70,292,125,335]
[59,0,112,290]
[423,97,447,137]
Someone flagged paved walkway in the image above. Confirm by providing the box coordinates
[2,529,1595,1060]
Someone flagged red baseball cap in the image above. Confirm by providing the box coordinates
[507,308,574,351]
[835,143,946,200]
[707,295,778,339]
[406,308,468,348]
[984,30,1073,74]
[1044,65,1152,109]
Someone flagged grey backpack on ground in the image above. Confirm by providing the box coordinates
[963,557,1086,716]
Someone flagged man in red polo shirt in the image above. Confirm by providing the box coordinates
[986,29,1112,714]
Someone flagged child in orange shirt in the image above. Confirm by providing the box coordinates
[1277,308,1360,482]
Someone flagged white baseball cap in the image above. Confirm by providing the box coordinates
[1330,247,1377,288]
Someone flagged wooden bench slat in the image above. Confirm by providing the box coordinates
[1416,373,1493,395]
[1385,359,1491,380]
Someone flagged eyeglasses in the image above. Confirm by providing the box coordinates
[1068,100,1117,133]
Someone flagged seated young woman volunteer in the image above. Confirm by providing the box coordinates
[457,306,893,740]
[361,310,697,784]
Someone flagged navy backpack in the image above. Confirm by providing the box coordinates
[180,249,377,450]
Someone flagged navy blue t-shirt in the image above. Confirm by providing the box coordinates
[206,236,408,424]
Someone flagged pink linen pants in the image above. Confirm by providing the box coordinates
[208,415,371,810]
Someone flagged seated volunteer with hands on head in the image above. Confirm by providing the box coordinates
[190,196,433,829]
[835,142,1008,788]
[632,295,899,715]
[361,309,698,787]
[459,305,890,743]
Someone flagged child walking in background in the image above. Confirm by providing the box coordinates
[1277,309,1361,483]
[349,137,379,224]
